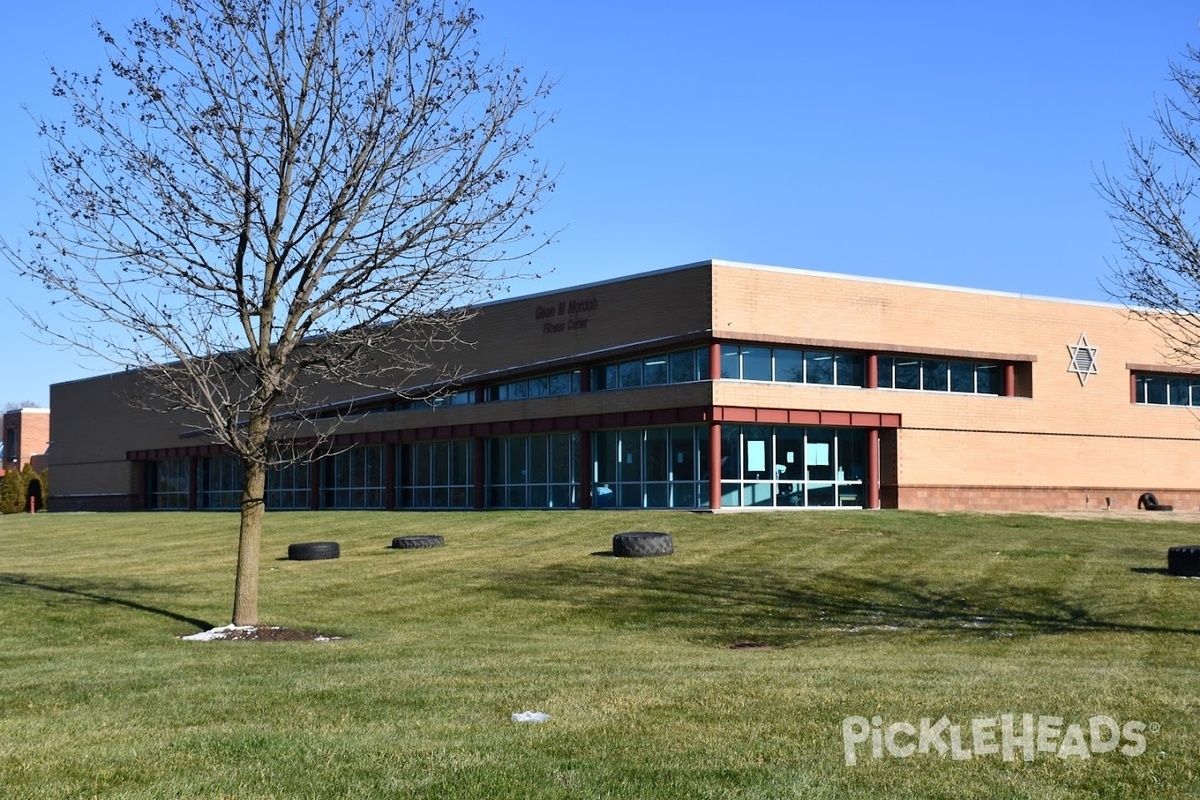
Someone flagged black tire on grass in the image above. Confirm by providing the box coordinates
[391,535,445,549]
[1167,545,1200,577]
[612,531,673,558]
[288,541,340,561]
[1139,492,1174,511]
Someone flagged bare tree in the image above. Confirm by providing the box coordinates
[1100,45,1200,363]
[4,0,553,625]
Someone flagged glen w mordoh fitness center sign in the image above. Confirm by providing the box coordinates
[534,295,599,334]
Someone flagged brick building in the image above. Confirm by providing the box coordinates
[3,407,50,474]
[47,260,1200,512]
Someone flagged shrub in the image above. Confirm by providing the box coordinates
[21,464,47,512]
[0,468,26,514]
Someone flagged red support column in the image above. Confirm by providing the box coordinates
[473,437,485,510]
[867,429,880,510]
[709,342,722,381]
[866,353,879,389]
[1004,363,1016,397]
[708,421,722,510]
[579,431,592,509]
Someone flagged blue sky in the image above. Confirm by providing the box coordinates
[2,1,1198,406]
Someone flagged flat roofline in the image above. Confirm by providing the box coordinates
[710,259,1124,310]
[47,257,1130,391]
[476,259,716,309]
[484,258,1126,312]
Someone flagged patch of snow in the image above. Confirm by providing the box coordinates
[181,624,254,641]
[511,710,551,723]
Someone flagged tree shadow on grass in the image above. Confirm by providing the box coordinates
[483,560,1200,647]
[0,573,216,632]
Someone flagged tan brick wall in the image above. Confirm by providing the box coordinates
[3,408,51,470]
[895,486,1200,513]
[712,262,1200,500]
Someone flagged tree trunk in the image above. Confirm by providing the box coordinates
[232,418,270,626]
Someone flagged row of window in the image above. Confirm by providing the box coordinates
[877,357,1000,395]
[486,370,582,402]
[591,347,711,391]
[1134,373,1200,406]
[463,345,1007,404]
[720,344,864,386]
[358,349,1200,415]
[149,424,868,511]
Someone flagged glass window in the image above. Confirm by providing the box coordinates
[508,380,529,400]
[198,455,242,510]
[645,428,668,482]
[1168,378,1191,406]
[922,360,949,391]
[507,438,528,485]
[528,435,548,483]
[806,351,834,385]
[528,376,549,398]
[775,428,805,505]
[976,364,998,395]
[806,428,836,483]
[618,430,642,482]
[399,440,473,510]
[721,425,742,479]
[775,348,804,383]
[669,350,695,383]
[451,440,470,486]
[549,372,571,395]
[322,446,385,509]
[149,458,190,510]
[742,347,772,381]
[1135,373,1200,406]
[834,353,864,387]
[949,361,975,393]
[550,434,572,484]
[742,425,772,481]
[895,359,920,390]
[670,426,697,481]
[877,356,894,389]
[267,461,310,510]
[643,355,668,386]
[619,360,642,388]
[1145,376,1167,405]
[721,345,740,379]
[432,441,449,485]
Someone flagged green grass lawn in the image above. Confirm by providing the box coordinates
[1,509,1198,799]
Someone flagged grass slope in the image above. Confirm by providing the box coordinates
[0,510,1197,799]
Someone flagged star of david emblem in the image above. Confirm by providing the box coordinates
[1067,334,1098,385]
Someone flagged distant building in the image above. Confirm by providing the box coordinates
[46,260,1200,512]
[2,407,50,474]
